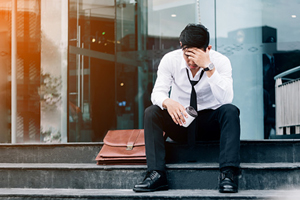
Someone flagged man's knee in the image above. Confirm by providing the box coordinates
[219,104,240,117]
[144,105,161,120]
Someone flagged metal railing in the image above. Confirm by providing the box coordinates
[274,66,300,135]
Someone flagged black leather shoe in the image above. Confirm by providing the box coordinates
[219,169,239,193]
[133,170,169,192]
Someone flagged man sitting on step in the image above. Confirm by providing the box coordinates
[133,24,241,193]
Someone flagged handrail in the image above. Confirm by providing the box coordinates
[274,65,300,80]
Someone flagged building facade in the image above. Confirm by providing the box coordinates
[0,0,300,143]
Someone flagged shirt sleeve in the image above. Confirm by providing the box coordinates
[151,54,174,110]
[207,56,234,104]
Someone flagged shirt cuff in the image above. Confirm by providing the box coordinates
[154,96,169,110]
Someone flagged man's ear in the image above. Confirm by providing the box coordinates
[179,41,182,47]
[207,45,212,50]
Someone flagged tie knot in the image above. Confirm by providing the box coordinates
[190,80,198,86]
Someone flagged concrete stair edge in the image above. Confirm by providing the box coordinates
[1,162,300,169]
[0,188,299,199]
[0,162,300,170]
[1,139,300,147]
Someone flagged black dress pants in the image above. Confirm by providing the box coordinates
[144,104,241,172]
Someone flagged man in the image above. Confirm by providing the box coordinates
[133,24,241,193]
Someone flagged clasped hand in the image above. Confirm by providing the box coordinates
[163,99,188,126]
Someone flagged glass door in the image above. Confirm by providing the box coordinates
[69,0,116,142]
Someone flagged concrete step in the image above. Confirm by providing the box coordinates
[1,163,300,190]
[166,139,300,163]
[0,188,298,200]
[1,140,300,164]
[0,143,101,163]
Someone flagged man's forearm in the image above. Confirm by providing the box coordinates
[205,68,215,78]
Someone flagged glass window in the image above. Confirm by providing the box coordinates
[40,0,68,142]
[2,0,299,143]
[209,0,300,139]
[1,0,299,143]
[147,0,199,79]
[69,0,116,142]
[0,1,11,143]
[115,0,199,131]
[68,0,200,142]
[1,0,68,143]
[16,0,42,143]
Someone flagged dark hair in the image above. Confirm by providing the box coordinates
[179,24,210,49]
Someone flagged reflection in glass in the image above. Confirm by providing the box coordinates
[69,0,116,142]
[40,0,68,143]
[69,0,197,141]
[212,0,300,139]
[68,0,198,142]
[0,0,299,143]
[1,0,68,143]
[14,0,41,143]
[115,0,198,130]
[0,7,10,142]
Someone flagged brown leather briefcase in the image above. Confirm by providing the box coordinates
[95,129,146,165]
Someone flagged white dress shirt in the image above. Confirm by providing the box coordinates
[151,49,234,111]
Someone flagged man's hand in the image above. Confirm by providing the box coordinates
[185,46,211,69]
[163,98,188,126]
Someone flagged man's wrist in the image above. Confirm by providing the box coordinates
[204,62,214,71]
[206,68,215,78]
[162,98,170,109]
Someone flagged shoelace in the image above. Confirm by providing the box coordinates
[220,170,234,181]
[149,171,160,180]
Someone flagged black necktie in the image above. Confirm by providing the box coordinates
[186,69,204,145]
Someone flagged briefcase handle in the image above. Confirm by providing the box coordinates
[126,130,141,150]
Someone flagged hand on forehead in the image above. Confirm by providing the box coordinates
[183,47,206,56]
